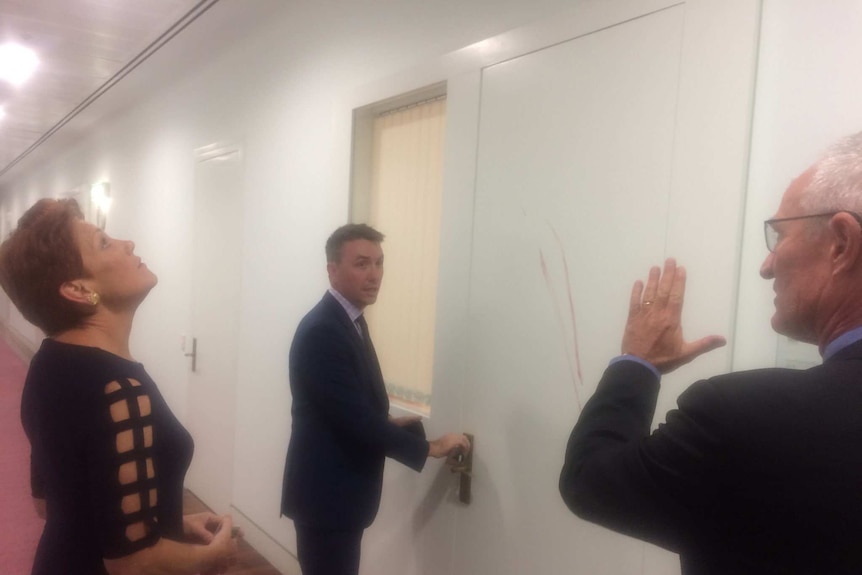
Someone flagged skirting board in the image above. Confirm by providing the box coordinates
[230,504,301,575]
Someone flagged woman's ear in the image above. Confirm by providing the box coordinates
[59,281,95,305]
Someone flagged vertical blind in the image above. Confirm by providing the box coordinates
[365,96,446,415]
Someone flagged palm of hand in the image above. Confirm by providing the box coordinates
[621,259,725,374]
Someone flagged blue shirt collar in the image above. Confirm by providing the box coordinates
[822,325,862,361]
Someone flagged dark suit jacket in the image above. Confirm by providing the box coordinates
[560,340,862,575]
[281,292,429,530]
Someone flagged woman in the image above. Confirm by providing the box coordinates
[0,198,239,575]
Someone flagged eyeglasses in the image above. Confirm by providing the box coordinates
[764,211,862,252]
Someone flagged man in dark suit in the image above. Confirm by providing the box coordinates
[560,132,862,574]
[282,223,471,575]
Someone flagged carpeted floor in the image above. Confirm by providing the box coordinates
[0,337,41,575]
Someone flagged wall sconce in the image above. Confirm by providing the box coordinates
[90,182,112,230]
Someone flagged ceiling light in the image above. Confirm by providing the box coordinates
[0,107,5,121]
[0,43,39,87]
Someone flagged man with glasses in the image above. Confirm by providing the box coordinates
[560,132,862,574]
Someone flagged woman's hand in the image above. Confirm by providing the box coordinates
[200,515,241,575]
[183,512,221,544]
[104,514,241,575]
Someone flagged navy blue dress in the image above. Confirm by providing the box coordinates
[21,339,193,575]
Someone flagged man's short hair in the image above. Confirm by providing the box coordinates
[802,131,862,213]
[325,223,385,263]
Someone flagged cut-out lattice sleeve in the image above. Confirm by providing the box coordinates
[90,377,162,557]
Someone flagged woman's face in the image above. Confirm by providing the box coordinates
[73,220,158,306]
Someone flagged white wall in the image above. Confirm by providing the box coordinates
[733,0,862,370]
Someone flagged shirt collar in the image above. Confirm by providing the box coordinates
[328,288,364,323]
[822,325,862,361]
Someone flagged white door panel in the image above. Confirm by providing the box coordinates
[184,147,244,514]
[458,8,681,574]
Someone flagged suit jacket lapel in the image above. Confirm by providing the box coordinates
[322,293,390,411]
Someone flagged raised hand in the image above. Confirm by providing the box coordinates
[621,258,726,374]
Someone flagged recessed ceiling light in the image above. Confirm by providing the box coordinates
[0,43,39,87]
[0,107,5,121]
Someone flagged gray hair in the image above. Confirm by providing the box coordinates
[800,131,862,213]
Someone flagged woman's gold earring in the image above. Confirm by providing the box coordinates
[87,292,100,306]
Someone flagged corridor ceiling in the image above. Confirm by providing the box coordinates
[0,0,215,178]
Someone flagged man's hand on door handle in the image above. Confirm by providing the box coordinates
[428,433,471,459]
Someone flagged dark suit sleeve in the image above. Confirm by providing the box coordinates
[559,360,728,552]
[298,322,429,471]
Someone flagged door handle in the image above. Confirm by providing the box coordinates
[184,337,197,372]
[447,433,474,504]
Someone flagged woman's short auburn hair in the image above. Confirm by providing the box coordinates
[0,198,96,336]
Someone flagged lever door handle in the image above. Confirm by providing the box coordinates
[184,337,197,372]
[447,451,471,475]
[446,433,474,504]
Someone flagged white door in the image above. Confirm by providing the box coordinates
[459,8,683,574]
[353,1,758,573]
[450,2,759,575]
[184,145,244,514]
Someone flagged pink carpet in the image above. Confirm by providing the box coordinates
[0,338,41,574]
